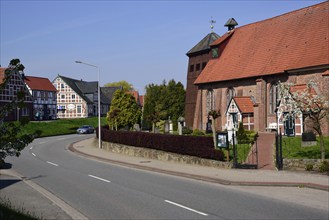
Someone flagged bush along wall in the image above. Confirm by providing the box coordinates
[101,127,224,161]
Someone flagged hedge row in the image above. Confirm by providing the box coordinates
[99,127,224,161]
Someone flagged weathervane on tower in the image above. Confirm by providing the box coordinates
[210,16,216,32]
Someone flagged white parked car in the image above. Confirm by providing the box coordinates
[77,125,95,134]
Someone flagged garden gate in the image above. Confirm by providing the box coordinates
[231,132,258,169]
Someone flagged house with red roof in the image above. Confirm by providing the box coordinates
[0,67,33,121]
[225,97,255,131]
[24,76,57,120]
[186,1,329,136]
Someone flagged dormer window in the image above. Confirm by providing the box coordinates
[212,48,219,58]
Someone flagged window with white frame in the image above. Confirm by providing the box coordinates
[77,105,82,114]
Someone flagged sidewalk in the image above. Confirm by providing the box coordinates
[0,169,74,220]
[70,137,329,191]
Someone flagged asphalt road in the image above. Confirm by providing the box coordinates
[6,134,329,219]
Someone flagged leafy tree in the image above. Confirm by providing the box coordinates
[104,80,134,91]
[0,59,40,164]
[279,80,329,160]
[236,122,248,144]
[142,83,164,131]
[208,109,221,149]
[106,90,141,130]
[143,80,185,132]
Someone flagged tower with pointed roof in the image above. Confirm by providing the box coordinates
[185,32,220,127]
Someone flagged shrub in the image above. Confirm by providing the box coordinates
[305,163,314,171]
[192,129,205,136]
[237,122,248,144]
[182,126,193,135]
[319,161,329,173]
[302,131,316,141]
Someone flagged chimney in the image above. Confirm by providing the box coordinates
[224,18,238,31]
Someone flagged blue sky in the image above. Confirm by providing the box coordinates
[0,0,324,94]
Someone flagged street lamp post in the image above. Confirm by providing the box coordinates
[75,61,102,149]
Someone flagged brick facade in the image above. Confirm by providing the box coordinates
[186,2,329,136]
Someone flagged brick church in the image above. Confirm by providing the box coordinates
[185,1,329,136]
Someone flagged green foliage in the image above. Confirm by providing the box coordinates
[282,136,329,159]
[19,117,107,137]
[107,90,141,130]
[182,126,193,135]
[192,129,205,136]
[143,79,185,131]
[0,59,38,161]
[319,161,329,173]
[305,163,314,171]
[236,122,248,144]
[104,80,134,91]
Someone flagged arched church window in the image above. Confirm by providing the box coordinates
[269,83,280,114]
[226,87,235,108]
[206,89,215,113]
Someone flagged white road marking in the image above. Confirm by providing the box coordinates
[30,146,33,150]
[56,137,65,140]
[164,200,208,216]
[32,153,36,157]
[88,175,111,183]
[47,161,59,166]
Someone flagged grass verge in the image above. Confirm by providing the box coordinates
[19,117,107,137]
[282,136,329,159]
[0,197,39,220]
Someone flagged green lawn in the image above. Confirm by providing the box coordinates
[282,136,329,159]
[19,117,107,137]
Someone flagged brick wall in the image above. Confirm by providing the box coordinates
[185,52,212,128]
[191,68,329,136]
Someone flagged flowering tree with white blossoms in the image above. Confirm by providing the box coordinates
[278,80,329,160]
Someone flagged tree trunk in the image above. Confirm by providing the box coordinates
[319,133,325,161]
[211,117,217,149]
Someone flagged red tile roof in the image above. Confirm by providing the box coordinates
[0,68,5,83]
[290,84,317,95]
[195,2,329,84]
[127,90,140,104]
[139,95,144,107]
[233,96,254,113]
[24,76,57,92]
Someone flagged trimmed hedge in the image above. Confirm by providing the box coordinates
[99,127,224,161]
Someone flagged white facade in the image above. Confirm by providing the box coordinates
[53,76,91,118]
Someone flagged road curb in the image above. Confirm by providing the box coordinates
[68,143,329,192]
